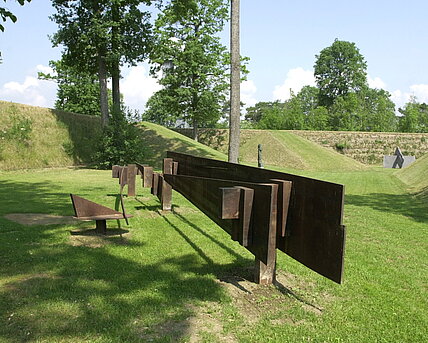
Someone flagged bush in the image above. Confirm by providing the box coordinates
[92,110,146,169]
[335,141,351,153]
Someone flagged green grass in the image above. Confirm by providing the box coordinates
[229,130,366,171]
[0,101,102,170]
[395,153,428,200]
[0,103,225,171]
[138,122,226,169]
[0,165,426,342]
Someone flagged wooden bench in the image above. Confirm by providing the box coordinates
[70,194,133,234]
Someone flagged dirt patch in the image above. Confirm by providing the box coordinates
[4,213,78,226]
[68,228,131,248]
[138,271,332,342]
[217,270,327,326]
[139,303,237,343]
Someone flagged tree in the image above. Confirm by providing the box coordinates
[362,88,397,132]
[0,0,31,62]
[228,0,240,163]
[148,0,229,141]
[50,0,153,126]
[399,96,428,133]
[245,101,285,124]
[38,59,101,116]
[314,39,368,107]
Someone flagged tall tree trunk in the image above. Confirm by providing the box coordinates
[228,0,240,163]
[192,118,199,142]
[112,61,121,120]
[98,55,109,127]
[111,3,121,120]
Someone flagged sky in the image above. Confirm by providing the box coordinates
[1,0,428,113]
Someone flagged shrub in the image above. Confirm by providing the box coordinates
[335,141,351,153]
[92,110,146,169]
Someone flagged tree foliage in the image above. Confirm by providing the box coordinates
[314,39,368,107]
[50,0,153,125]
[398,97,428,133]
[38,59,101,116]
[248,39,402,132]
[146,0,229,141]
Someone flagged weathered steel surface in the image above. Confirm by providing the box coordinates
[164,174,278,265]
[151,173,159,196]
[220,187,240,219]
[233,186,254,247]
[127,164,137,196]
[112,165,121,178]
[136,164,154,188]
[163,158,174,175]
[158,174,172,211]
[270,179,292,238]
[166,151,346,284]
[70,194,132,234]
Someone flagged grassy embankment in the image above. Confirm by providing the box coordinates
[0,101,101,170]
[395,153,428,200]
[0,102,225,171]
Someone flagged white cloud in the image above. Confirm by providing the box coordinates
[368,75,386,89]
[241,79,257,108]
[409,84,428,103]
[273,67,316,101]
[390,84,428,110]
[36,64,54,75]
[120,65,162,112]
[0,68,57,108]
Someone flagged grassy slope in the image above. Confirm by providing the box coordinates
[239,130,366,171]
[395,153,428,200]
[0,102,226,171]
[138,122,226,169]
[0,101,101,170]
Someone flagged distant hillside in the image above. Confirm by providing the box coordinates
[0,101,101,170]
[176,128,428,166]
[395,153,428,200]
[175,128,366,171]
[292,130,428,164]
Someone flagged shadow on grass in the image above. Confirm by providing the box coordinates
[0,178,244,342]
[0,180,74,216]
[345,192,428,223]
[0,239,228,342]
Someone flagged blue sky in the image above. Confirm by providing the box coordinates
[1,0,428,112]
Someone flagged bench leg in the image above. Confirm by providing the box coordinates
[95,219,107,235]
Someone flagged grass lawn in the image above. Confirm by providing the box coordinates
[0,166,427,342]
